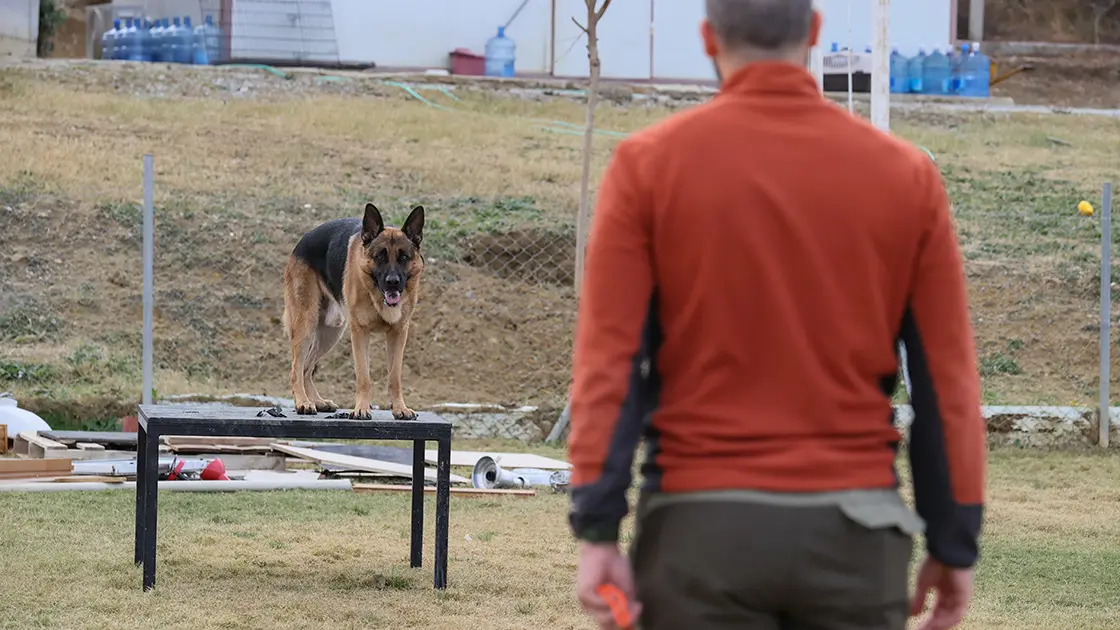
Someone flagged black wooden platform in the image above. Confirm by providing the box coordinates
[134,404,453,591]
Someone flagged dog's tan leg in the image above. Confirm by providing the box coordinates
[304,298,347,412]
[386,321,416,420]
[283,257,320,415]
[348,322,374,420]
[304,326,345,412]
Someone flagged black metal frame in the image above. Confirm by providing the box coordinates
[133,404,452,591]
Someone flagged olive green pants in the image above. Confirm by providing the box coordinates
[629,491,917,630]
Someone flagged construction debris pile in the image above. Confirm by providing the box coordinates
[0,417,573,498]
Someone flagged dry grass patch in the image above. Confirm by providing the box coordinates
[0,445,1118,629]
[0,62,1118,425]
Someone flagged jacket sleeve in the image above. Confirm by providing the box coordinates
[901,157,988,568]
[567,137,658,544]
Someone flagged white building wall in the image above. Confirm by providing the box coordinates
[651,1,709,81]
[0,0,39,57]
[650,0,953,82]
[552,0,651,80]
[332,0,553,72]
[212,0,951,79]
[815,0,953,57]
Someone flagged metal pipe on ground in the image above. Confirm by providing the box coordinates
[471,456,571,491]
[0,479,353,493]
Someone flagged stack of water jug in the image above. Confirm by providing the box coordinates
[100,14,225,65]
[889,42,990,98]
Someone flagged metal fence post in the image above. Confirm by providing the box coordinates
[142,155,154,406]
[1100,182,1112,448]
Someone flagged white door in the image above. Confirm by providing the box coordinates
[552,0,652,80]
[651,1,712,82]
[230,0,338,63]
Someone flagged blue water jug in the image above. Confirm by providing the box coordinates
[191,18,210,65]
[203,15,222,63]
[484,26,516,77]
[127,18,147,61]
[179,17,196,64]
[101,19,120,60]
[118,18,136,61]
[961,43,991,98]
[161,18,176,63]
[907,49,926,94]
[889,48,908,94]
[134,19,150,61]
[923,49,951,95]
[950,43,968,94]
[159,18,173,62]
[168,17,185,64]
[149,19,165,62]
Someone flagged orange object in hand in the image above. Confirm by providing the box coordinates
[596,584,635,630]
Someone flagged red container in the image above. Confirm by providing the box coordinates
[450,48,485,76]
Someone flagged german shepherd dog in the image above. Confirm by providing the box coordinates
[282,203,425,420]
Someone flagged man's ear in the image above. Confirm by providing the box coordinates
[701,19,719,59]
[402,205,424,249]
[362,203,385,245]
[808,9,822,48]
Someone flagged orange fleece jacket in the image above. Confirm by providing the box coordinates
[566,61,987,568]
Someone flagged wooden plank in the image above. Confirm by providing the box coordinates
[424,450,571,470]
[163,436,277,448]
[0,458,73,474]
[75,442,106,451]
[353,483,535,498]
[205,453,287,472]
[40,430,137,447]
[0,472,69,481]
[12,428,30,456]
[271,443,469,484]
[0,424,7,454]
[15,432,68,459]
[311,444,412,466]
[167,443,274,454]
[39,449,142,461]
[53,475,127,483]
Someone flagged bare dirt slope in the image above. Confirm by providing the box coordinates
[990,50,1120,108]
[0,59,1118,427]
[983,0,1120,45]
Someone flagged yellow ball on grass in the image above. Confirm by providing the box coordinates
[1078,200,1095,216]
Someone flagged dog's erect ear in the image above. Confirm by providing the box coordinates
[402,205,424,249]
[361,203,385,245]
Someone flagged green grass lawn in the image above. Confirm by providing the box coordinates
[1,444,1118,629]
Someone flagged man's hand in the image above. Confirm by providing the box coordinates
[909,555,975,630]
[577,541,642,629]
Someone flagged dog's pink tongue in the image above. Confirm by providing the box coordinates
[385,291,401,306]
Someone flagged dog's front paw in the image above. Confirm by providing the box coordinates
[315,399,339,412]
[392,404,418,421]
[348,406,373,420]
[295,401,319,415]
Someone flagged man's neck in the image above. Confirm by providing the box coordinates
[714,49,808,84]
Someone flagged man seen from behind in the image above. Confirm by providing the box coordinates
[566,1,989,629]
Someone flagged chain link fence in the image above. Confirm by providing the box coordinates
[940,167,1113,446]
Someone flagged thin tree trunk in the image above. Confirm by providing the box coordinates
[574,0,611,296]
[554,0,611,443]
[1093,1,1117,45]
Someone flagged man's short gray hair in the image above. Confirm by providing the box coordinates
[705,0,815,51]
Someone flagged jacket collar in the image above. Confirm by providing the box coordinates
[717,60,821,98]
